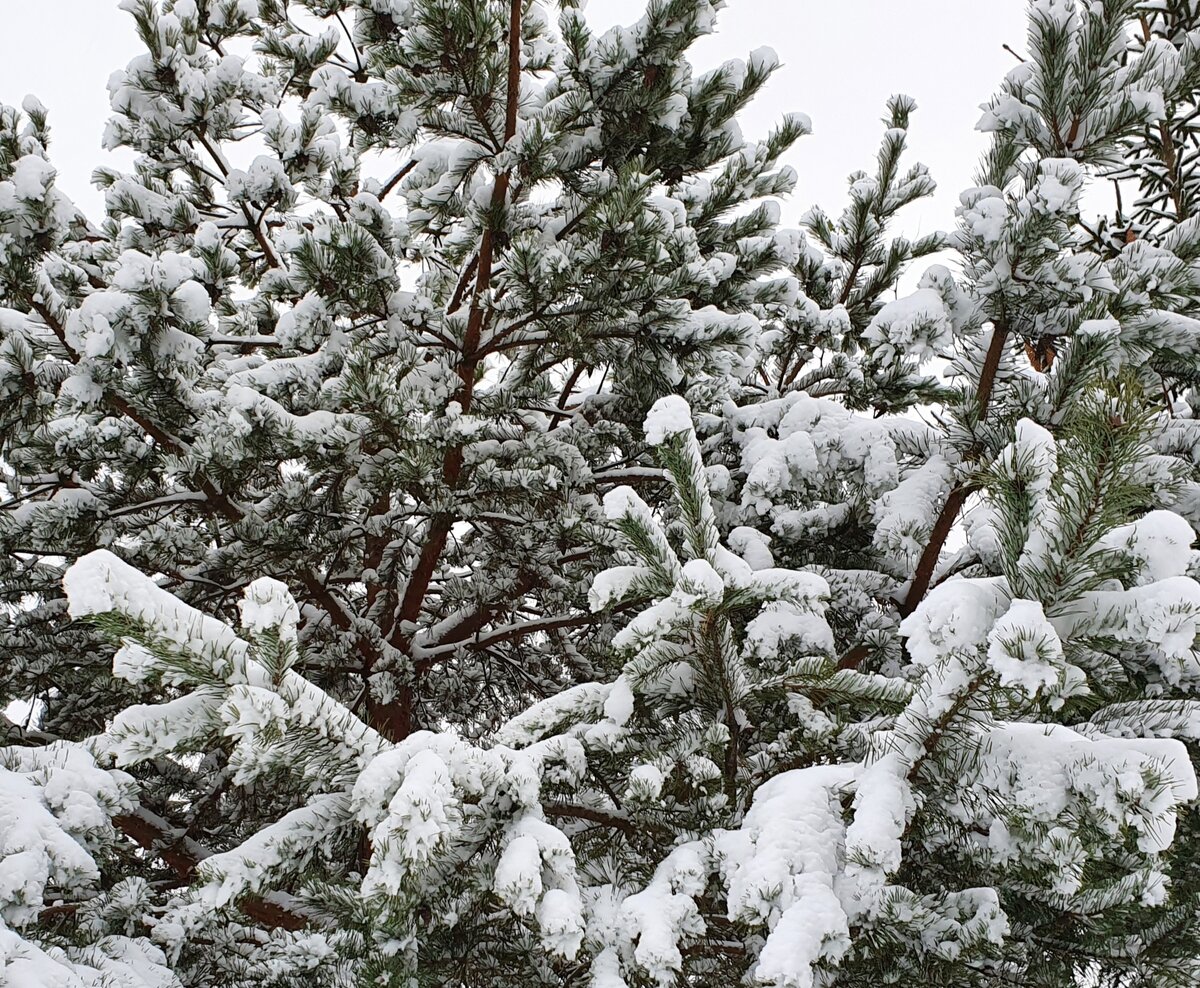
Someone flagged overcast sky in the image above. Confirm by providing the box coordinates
[0,0,1028,238]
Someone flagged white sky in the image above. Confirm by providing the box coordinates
[0,0,1029,239]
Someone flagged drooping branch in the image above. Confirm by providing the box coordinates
[543,802,637,836]
[2,716,308,932]
[113,808,308,931]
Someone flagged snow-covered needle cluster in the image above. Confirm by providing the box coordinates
[2,0,1200,985]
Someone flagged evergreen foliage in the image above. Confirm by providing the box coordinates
[1,1,1200,986]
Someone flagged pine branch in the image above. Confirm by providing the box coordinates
[194,129,283,269]
[543,802,637,835]
[896,484,972,619]
[1140,14,1187,223]
[3,714,309,931]
[114,807,307,930]
[378,159,418,200]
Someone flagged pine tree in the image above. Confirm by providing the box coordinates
[2,0,803,982]
[3,1,1200,986]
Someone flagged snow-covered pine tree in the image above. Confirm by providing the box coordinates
[1,1,804,978]
[5,0,1200,986]
[698,4,1200,980]
[688,1,1200,982]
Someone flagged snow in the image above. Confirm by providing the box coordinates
[1078,317,1120,341]
[196,794,347,909]
[493,833,543,916]
[589,565,654,612]
[64,552,389,772]
[986,598,1064,697]
[959,189,1007,243]
[718,765,852,925]
[111,643,159,685]
[111,250,201,295]
[677,559,725,606]
[728,527,774,570]
[873,457,956,566]
[1100,510,1196,584]
[601,485,682,583]
[64,551,248,680]
[9,155,56,201]
[1032,159,1085,214]
[494,682,614,747]
[975,92,1040,136]
[536,887,584,958]
[588,948,629,988]
[626,763,665,800]
[169,281,211,325]
[753,879,851,988]
[603,676,635,727]
[899,577,1009,667]
[274,294,330,349]
[654,93,688,131]
[361,748,457,895]
[743,605,835,660]
[1013,419,1057,494]
[602,486,647,522]
[0,744,133,929]
[748,46,780,74]
[731,393,901,519]
[714,764,865,987]
[226,155,293,204]
[105,691,223,766]
[1028,0,1076,28]
[238,577,300,642]
[493,817,585,956]
[863,288,954,365]
[643,395,694,446]
[19,95,46,118]
[0,925,181,988]
[620,843,708,984]
[1056,577,1200,681]
[225,384,358,445]
[983,723,1197,856]
[844,755,911,884]
[64,293,127,360]
[219,685,291,754]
